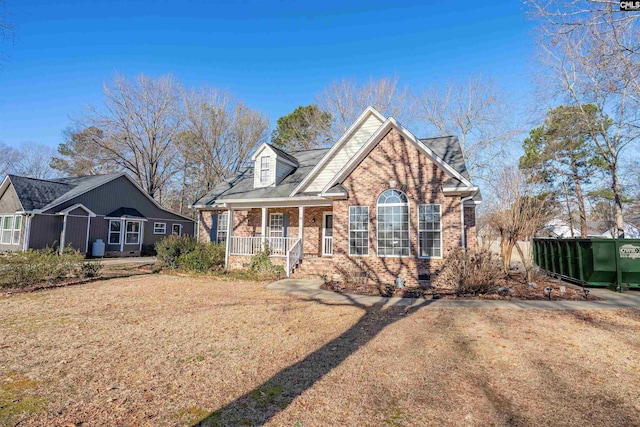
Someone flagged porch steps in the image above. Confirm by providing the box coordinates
[290,257,334,280]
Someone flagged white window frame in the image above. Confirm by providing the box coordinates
[153,222,166,235]
[108,220,121,245]
[172,223,183,236]
[260,156,270,183]
[348,206,369,256]
[269,213,284,238]
[376,189,410,258]
[125,221,141,245]
[217,212,228,244]
[13,215,22,245]
[418,204,443,259]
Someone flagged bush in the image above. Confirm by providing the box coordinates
[248,244,285,276]
[155,236,198,269]
[80,260,102,278]
[0,247,84,288]
[434,248,503,296]
[177,244,225,273]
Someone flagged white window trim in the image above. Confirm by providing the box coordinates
[418,204,443,259]
[348,206,369,257]
[125,220,141,245]
[376,190,411,258]
[269,213,284,237]
[153,222,167,235]
[13,215,22,245]
[172,223,183,236]
[108,220,121,245]
[217,212,229,244]
[260,156,270,184]
[1,214,20,245]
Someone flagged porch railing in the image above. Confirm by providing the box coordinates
[323,236,333,256]
[286,238,303,277]
[229,236,299,257]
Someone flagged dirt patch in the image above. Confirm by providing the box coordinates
[322,273,600,300]
[1,275,637,426]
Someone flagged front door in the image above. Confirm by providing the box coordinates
[322,213,333,256]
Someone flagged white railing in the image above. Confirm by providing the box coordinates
[323,236,333,256]
[229,236,299,256]
[286,238,303,277]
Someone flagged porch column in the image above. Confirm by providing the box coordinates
[298,206,304,248]
[261,207,267,245]
[224,208,234,269]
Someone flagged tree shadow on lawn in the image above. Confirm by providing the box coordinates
[194,294,434,426]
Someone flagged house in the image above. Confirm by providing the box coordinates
[537,219,581,238]
[537,218,640,239]
[0,172,194,256]
[192,107,481,286]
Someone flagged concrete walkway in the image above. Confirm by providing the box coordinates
[267,279,640,309]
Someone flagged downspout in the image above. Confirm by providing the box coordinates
[60,213,68,254]
[22,214,34,252]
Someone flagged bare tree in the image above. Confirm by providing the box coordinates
[0,141,19,177]
[488,166,553,278]
[12,143,57,179]
[413,75,519,180]
[529,0,640,236]
[181,88,268,193]
[317,75,409,140]
[80,73,183,199]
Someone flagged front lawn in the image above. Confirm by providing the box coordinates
[1,275,639,426]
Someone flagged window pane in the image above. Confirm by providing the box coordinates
[125,233,139,244]
[126,221,139,232]
[3,216,13,230]
[14,216,22,230]
[13,230,20,245]
[109,233,120,244]
[349,206,369,256]
[110,221,120,232]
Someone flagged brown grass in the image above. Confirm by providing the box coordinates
[1,275,639,426]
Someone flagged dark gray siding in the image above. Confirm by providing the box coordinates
[64,215,89,253]
[29,214,62,250]
[0,183,25,251]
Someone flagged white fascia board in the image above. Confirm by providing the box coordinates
[213,196,332,209]
[442,186,479,194]
[289,106,387,196]
[321,117,473,193]
[57,203,97,217]
[251,143,272,161]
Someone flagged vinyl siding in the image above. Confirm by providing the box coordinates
[254,155,275,188]
[29,214,63,250]
[64,215,89,253]
[275,158,295,185]
[304,113,384,193]
[0,184,25,251]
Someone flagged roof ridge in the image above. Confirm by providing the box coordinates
[8,174,67,184]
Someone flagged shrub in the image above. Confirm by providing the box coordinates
[80,260,102,278]
[434,248,503,296]
[336,260,369,285]
[0,247,84,288]
[177,243,225,273]
[248,244,284,276]
[155,236,198,269]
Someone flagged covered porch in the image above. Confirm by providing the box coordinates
[217,204,334,276]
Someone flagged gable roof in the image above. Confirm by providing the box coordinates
[191,148,329,207]
[251,143,299,167]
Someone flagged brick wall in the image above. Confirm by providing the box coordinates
[331,128,465,287]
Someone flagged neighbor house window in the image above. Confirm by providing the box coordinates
[418,204,442,258]
[109,220,121,245]
[349,206,369,256]
[125,221,140,244]
[13,215,22,245]
[1,215,14,244]
[260,156,270,183]
[172,224,182,236]
[377,189,410,257]
[217,212,228,244]
[153,222,166,235]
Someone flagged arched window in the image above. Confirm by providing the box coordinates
[377,189,410,256]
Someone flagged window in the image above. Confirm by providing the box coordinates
[108,220,121,245]
[153,222,166,235]
[260,156,270,183]
[2,215,14,244]
[419,204,442,258]
[377,189,409,257]
[13,215,22,245]
[217,213,228,244]
[172,224,182,236]
[125,221,140,244]
[349,206,369,256]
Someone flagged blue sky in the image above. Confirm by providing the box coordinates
[0,0,535,148]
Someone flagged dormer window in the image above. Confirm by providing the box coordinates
[260,156,270,183]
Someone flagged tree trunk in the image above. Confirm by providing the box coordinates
[570,162,588,237]
[563,183,575,238]
[611,164,625,238]
[514,241,532,282]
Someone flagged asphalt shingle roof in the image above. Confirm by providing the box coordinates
[8,173,122,212]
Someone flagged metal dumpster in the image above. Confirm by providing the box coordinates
[533,238,640,289]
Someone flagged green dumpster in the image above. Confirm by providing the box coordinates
[532,238,640,289]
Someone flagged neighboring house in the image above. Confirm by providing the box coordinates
[537,219,640,239]
[192,107,481,286]
[537,219,581,238]
[0,173,194,256]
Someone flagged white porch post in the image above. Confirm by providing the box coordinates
[224,208,234,269]
[261,207,267,246]
[298,206,304,253]
[120,219,125,252]
[59,213,68,255]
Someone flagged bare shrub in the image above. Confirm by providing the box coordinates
[335,260,369,285]
[434,248,503,296]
